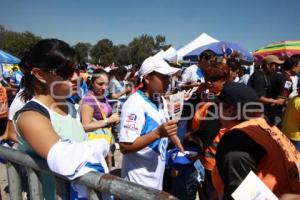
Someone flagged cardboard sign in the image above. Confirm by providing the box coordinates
[168,92,184,120]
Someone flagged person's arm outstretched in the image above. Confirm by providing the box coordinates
[17,111,60,159]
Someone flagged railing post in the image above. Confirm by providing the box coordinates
[0,146,179,200]
[89,189,101,200]
[27,168,43,200]
[6,162,22,200]
[55,177,69,200]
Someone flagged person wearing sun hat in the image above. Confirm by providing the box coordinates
[248,55,285,126]
[211,82,300,199]
[119,56,183,190]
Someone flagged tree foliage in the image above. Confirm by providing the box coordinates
[73,42,92,63]
[113,44,130,65]
[128,34,169,65]
[0,25,171,66]
[155,35,166,51]
[128,34,155,65]
[90,39,114,65]
[0,25,41,58]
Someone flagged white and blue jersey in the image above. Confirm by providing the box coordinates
[181,64,205,83]
[119,90,168,190]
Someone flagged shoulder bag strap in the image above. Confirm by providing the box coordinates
[90,95,107,120]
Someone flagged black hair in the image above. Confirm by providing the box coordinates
[90,68,109,84]
[199,50,216,61]
[291,54,300,61]
[238,66,247,76]
[18,51,29,72]
[21,39,78,101]
[78,62,88,71]
[204,63,230,82]
[114,66,128,80]
[282,57,299,71]
[227,58,241,72]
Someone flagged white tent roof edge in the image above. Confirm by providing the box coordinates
[176,33,219,61]
[165,33,219,63]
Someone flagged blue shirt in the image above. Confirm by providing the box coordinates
[67,81,88,104]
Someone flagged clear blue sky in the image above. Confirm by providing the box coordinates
[1,0,300,51]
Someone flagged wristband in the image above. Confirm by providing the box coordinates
[104,119,109,126]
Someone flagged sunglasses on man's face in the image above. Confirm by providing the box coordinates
[50,65,80,80]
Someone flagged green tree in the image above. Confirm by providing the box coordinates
[154,35,166,51]
[0,25,6,46]
[0,25,41,58]
[73,42,91,63]
[113,44,130,65]
[128,34,155,65]
[127,34,170,65]
[0,25,171,66]
[90,39,114,65]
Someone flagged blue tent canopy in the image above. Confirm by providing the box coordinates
[0,50,20,64]
[183,41,253,62]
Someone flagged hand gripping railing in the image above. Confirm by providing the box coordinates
[0,146,178,200]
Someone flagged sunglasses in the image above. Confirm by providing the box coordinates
[49,64,80,80]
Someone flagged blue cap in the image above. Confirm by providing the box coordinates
[166,147,201,169]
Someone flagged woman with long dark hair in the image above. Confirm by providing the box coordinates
[15,39,111,199]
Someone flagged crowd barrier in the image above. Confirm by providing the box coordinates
[0,146,178,200]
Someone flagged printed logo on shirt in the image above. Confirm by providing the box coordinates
[123,123,138,131]
[126,114,137,122]
[284,81,292,89]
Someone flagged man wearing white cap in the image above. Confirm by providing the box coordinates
[119,56,182,190]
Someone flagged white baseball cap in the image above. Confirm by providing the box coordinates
[138,56,180,78]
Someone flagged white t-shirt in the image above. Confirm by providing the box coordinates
[238,74,250,85]
[9,89,27,120]
[119,90,168,190]
[109,78,127,100]
[181,64,205,83]
[289,75,299,98]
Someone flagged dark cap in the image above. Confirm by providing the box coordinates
[219,82,259,106]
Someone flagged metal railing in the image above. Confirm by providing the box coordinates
[0,146,178,200]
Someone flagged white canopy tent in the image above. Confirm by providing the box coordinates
[177,33,218,61]
[165,33,218,63]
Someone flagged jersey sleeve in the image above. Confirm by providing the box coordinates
[118,101,145,143]
[108,80,115,94]
[181,67,192,83]
[279,80,293,99]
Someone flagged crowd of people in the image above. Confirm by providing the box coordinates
[0,38,299,200]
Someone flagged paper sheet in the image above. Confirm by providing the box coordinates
[231,171,278,200]
[168,92,184,120]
